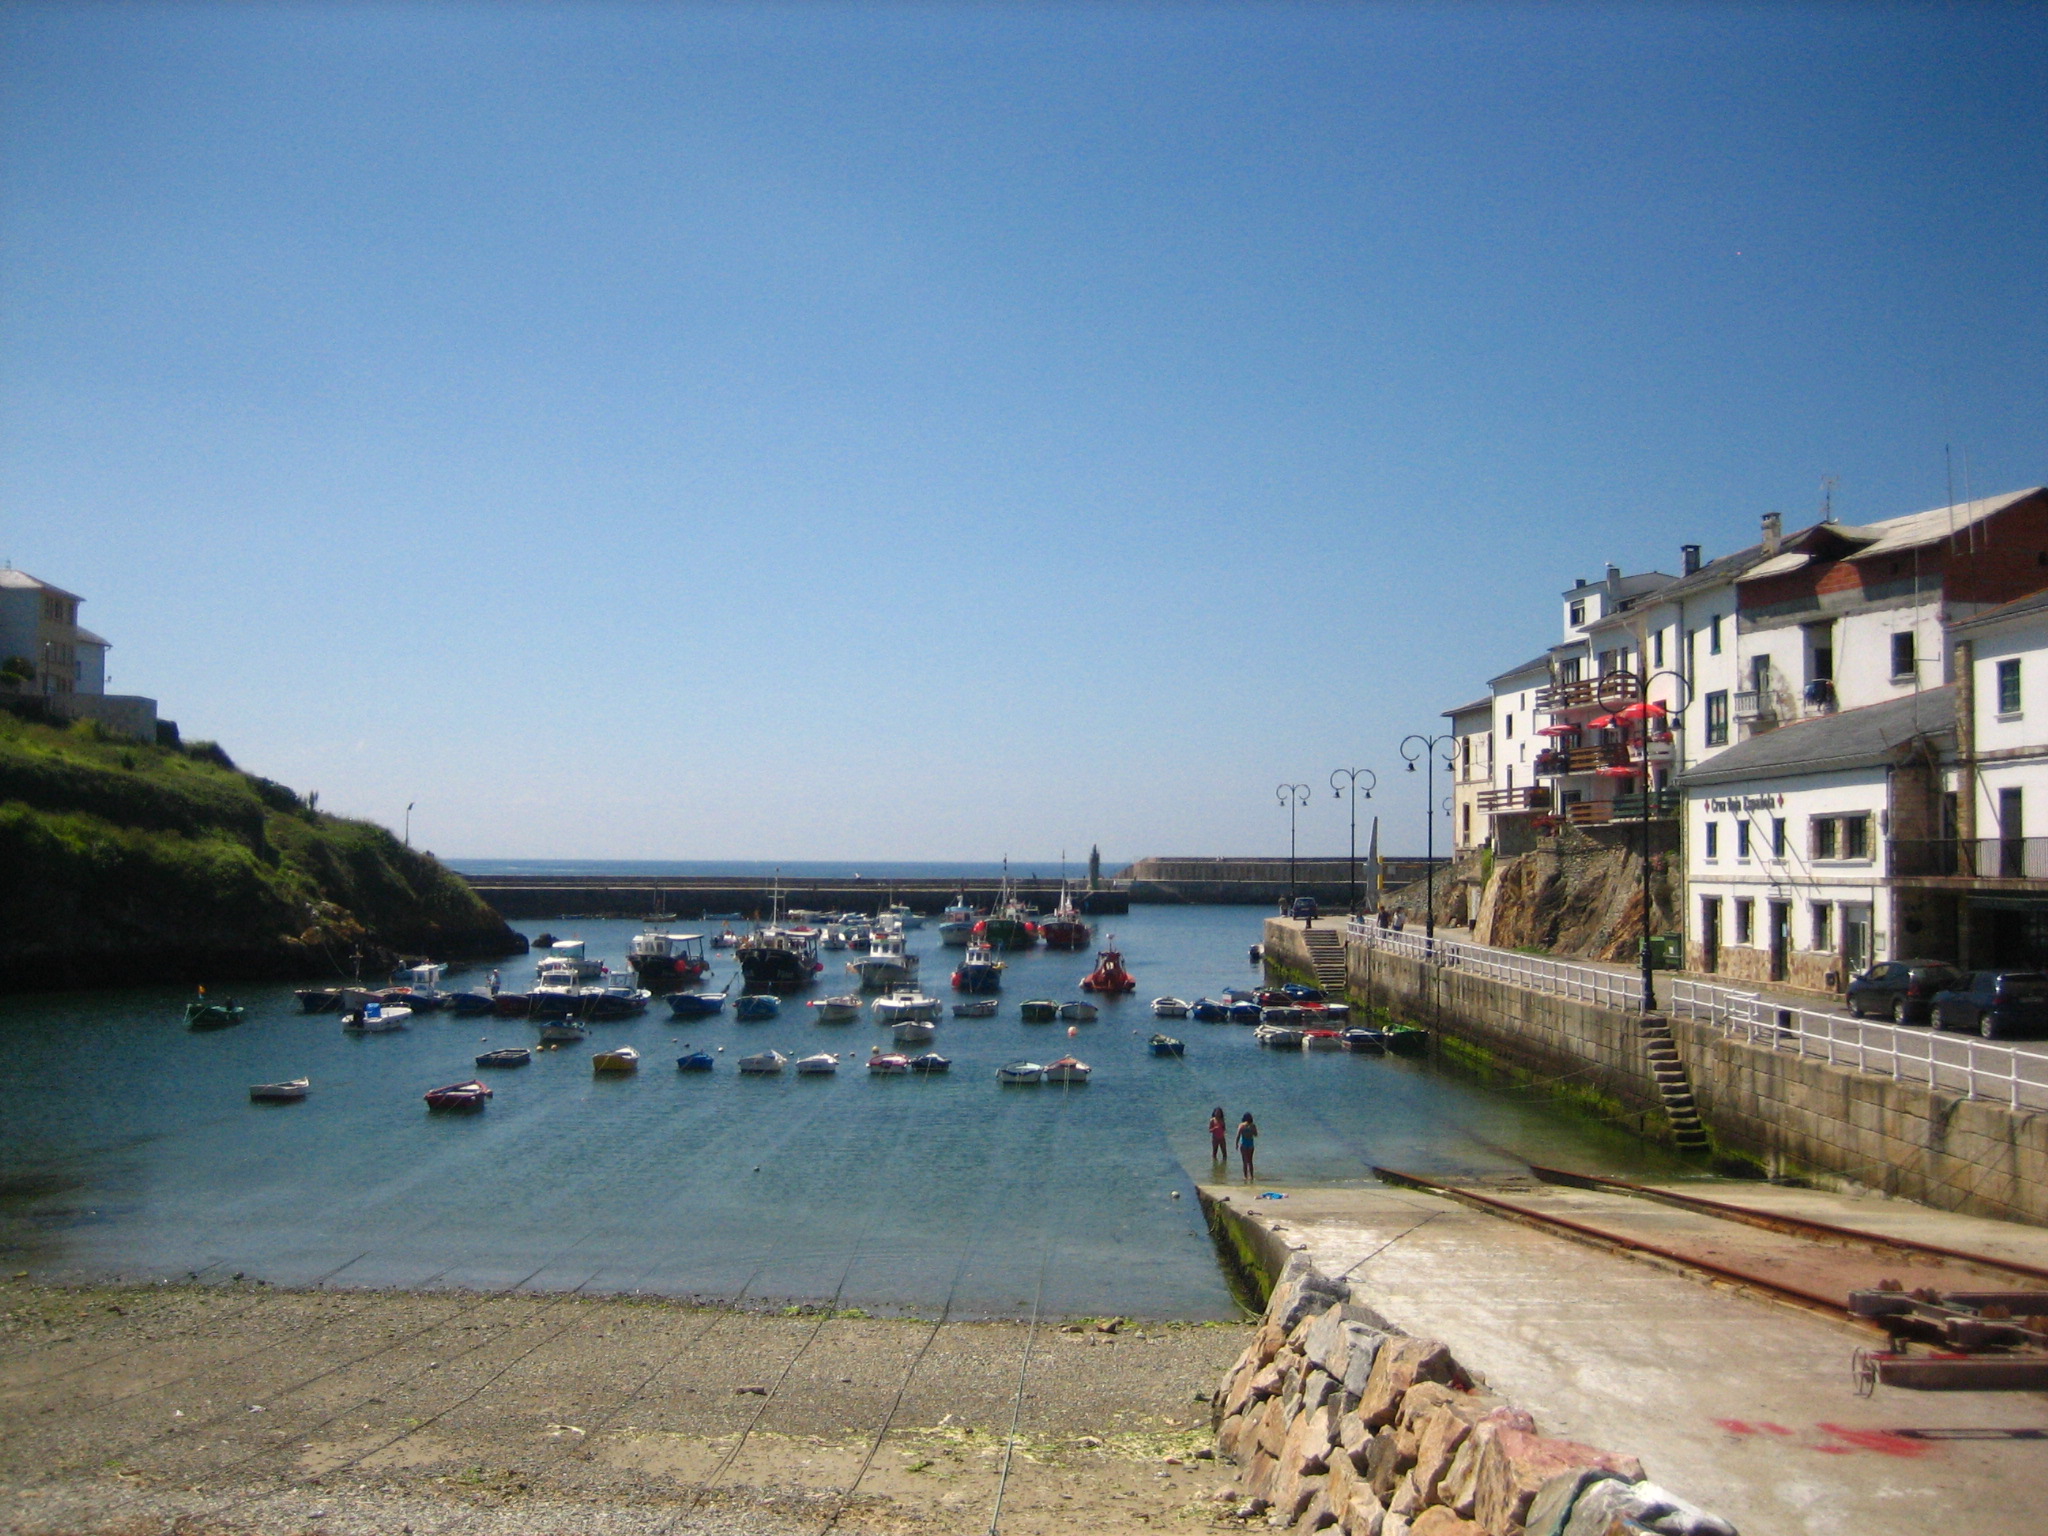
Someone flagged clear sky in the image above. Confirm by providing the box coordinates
[3,2,2043,863]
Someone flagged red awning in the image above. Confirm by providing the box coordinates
[1617,700,1668,722]
[1597,764,1641,778]
[1587,714,1616,729]
[1536,724,1576,737]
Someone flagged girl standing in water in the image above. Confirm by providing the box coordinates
[1236,1112,1259,1179]
[1208,1106,1228,1163]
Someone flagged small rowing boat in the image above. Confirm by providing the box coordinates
[997,1060,1044,1085]
[952,998,999,1018]
[1151,996,1191,1019]
[593,1046,640,1073]
[538,1020,587,1044]
[1043,1055,1091,1084]
[808,994,862,1023]
[475,1047,532,1068]
[907,1051,950,1073]
[1057,1000,1097,1023]
[1019,999,1059,1023]
[424,1080,492,1110]
[1148,1034,1185,1057]
[794,1052,840,1075]
[867,1052,910,1075]
[734,994,783,1021]
[676,1050,716,1071]
[738,1049,788,1074]
[248,1077,309,1103]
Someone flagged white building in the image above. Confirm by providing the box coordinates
[1444,697,1493,852]
[0,568,158,740]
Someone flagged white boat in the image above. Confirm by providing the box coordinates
[538,1021,588,1043]
[872,989,941,1024]
[850,931,919,990]
[1316,1002,1352,1022]
[885,903,926,931]
[1151,996,1192,1019]
[997,1060,1045,1085]
[820,924,848,951]
[738,1049,788,1075]
[808,994,863,1023]
[343,1002,411,1032]
[1302,1030,1344,1052]
[1256,1024,1306,1049]
[1057,1000,1098,1023]
[794,1052,840,1075]
[937,918,976,947]
[1043,1055,1091,1084]
[545,939,605,980]
[249,1077,309,1102]
[868,1051,910,1075]
[952,998,999,1018]
[593,1046,640,1073]
[892,1019,936,1045]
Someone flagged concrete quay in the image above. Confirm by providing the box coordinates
[1201,1178,2048,1536]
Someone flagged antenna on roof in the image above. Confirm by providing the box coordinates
[1946,444,1958,555]
[1820,475,1837,523]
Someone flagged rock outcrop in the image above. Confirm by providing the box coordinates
[1211,1256,1736,1536]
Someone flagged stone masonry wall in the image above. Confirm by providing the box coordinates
[1207,1248,1735,1536]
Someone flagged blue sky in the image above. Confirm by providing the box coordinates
[3,2,2043,862]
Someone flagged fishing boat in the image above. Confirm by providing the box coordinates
[248,1077,309,1102]
[424,1079,492,1110]
[186,996,246,1030]
[907,1051,950,1073]
[1382,1024,1427,1057]
[711,924,741,949]
[872,989,941,1024]
[1079,947,1136,995]
[738,1049,788,1075]
[1057,1000,1097,1023]
[1189,998,1229,1023]
[447,990,497,1015]
[1339,1028,1387,1054]
[544,940,604,980]
[884,903,925,931]
[627,929,709,986]
[342,1001,411,1032]
[867,1051,910,1075]
[850,930,918,990]
[1302,1029,1344,1052]
[952,998,999,1018]
[997,1060,1045,1085]
[937,899,978,946]
[583,982,652,1019]
[1018,999,1059,1024]
[820,924,848,951]
[475,1047,532,1068]
[1255,1024,1306,1049]
[891,1019,936,1046]
[1151,996,1191,1019]
[973,905,1039,951]
[734,993,783,1021]
[492,991,534,1017]
[737,927,824,991]
[593,1046,641,1073]
[1038,887,1091,950]
[538,1020,588,1044]
[808,994,863,1023]
[388,962,453,1012]
[676,1050,716,1071]
[950,941,1004,994]
[666,982,731,1018]
[1148,1034,1186,1057]
[794,1052,840,1075]
[294,988,342,1013]
[1043,1055,1091,1084]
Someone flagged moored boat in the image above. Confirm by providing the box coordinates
[186,994,246,1030]
[950,941,1004,994]
[448,990,497,1015]
[997,1060,1044,1084]
[867,1051,910,1075]
[734,993,783,1021]
[1057,1000,1097,1023]
[476,1047,532,1068]
[794,1052,840,1075]
[667,982,731,1018]
[1255,1024,1306,1048]
[1282,982,1326,1003]
[872,989,941,1024]
[627,929,710,986]
[738,926,824,992]
[676,1050,716,1071]
[1079,947,1136,994]
[1339,1028,1386,1054]
[343,1001,411,1032]
[1151,996,1191,1019]
[1148,1034,1185,1057]
[1302,1029,1344,1051]
[538,1020,588,1044]
[295,988,342,1013]
[850,931,918,991]
[1189,998,1229,1023]
[1382,1024,1427,1056]
[891,1019,936,1046]
[1019,999,1059,1023]
[1043,1055,1091,1084]
[593,1045,641,1073]
[492,991,534,1017]
[544,939,604,980]
[907,1051,950,1073]
[952,998,999,1018]
[424,1079,492,1110]
[738,1049,788,1074]
[1227,1001,1263,1024]
[808,994,863,1023]
[1038,886,1091,950]
[248,1077,309,1102]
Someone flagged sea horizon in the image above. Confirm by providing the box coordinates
[446,857,1126,881]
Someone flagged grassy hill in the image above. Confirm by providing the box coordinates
[0,707,525,990]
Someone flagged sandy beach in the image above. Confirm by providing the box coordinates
[0,1277,1252,1535]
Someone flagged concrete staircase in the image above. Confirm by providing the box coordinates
[1301,927,1350,998]
[1640,1015,1710,1153]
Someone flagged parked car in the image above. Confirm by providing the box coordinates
[1844,960,1964,1024]
[1290,897,1320,921]
[1930,971,2048,1039]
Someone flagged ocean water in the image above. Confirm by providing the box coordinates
[0,907,1686,1319]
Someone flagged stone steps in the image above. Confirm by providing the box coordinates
[1640,1015,1710,1152]
[1301,929,1350,995]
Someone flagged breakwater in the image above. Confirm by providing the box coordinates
[1123,856,1445,906]
[459,872,1131,920]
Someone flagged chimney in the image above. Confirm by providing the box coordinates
[1761,512,1782,554]
[1605,563,1622,595]
[1681,544,1702,576]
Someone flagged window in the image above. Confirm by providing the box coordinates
[1736,822,1751,860]
[1734,898,1753,944]
[1997,658,2022,716]
[1709,615,1723,655]
[1750,654,1773,695]
[1811,816,1838,860]
[1684,630,1696,674]
[1569,600,1586,627]
[1461,737,1471,770]
[1809,814,1871,860]
[1559,657,1582,684]
[1805,622,1835,684]
[1461,805,1471,842]
[1704,822,1719,859]
[1704,691,1729,747]
[1891,632,1917,680]
[1812,903,1833,951]
[1505,713,1514,739]
[1652,630,1665,668]
[1843,814,1869,860]
[1772,818,1786,858]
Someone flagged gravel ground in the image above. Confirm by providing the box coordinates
[0,1278,1253,1535]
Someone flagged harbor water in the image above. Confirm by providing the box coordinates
[0,906,1688,1319]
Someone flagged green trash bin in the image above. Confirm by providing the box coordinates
[1638,933,1682,970]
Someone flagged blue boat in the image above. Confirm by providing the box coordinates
[907,1051,951,1073]
[448,991,498,1016]
[1148,1033,1186,1057]
[676,1051,716,1071]
[1227,1001,1263,1024]
[1222,988,1257,1004]
[1281,983,1325,1003]
[667,983,730,1019]
[1339,1028,1386,1054]
[734,993,782,1021]
[1190,998,1229,1023]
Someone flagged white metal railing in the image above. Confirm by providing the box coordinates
[1346,919,2048,1110]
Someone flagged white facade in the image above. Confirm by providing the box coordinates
[1445,699,1492,851]
[1956,597,2048,862]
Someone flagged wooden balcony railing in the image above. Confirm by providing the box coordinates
[1890,838,2048,880]
[1477,786,1550,814]
[1564,790,1679,826]
[1534,744,1633,776]
[1534,672,1641,712]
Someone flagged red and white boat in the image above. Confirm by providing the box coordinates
[1079,946,1137,994]
[1038,886,1091,950]
[424,1079,492,1111]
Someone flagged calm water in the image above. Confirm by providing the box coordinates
[0,907,1685,1318]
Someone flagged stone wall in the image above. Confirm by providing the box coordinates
[1206,1246,1734,1536]
[1263,920,2048,1225]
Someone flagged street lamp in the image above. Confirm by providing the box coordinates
[1275,783,1310,903]
[1597,668,1693,1012]
[404,801,416,847]
[1400,734,1459,944]
[1330,767,1378,912]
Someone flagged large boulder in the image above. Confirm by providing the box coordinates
[1562,1479,1739,1536]
[1356,1336,1457,1429]
[1473,1422,1644,1535]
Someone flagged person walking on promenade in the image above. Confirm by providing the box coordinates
[1209,1106,1229,1163]
[1236,1112,1259,1179]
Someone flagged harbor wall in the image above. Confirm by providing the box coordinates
[1264,920,2048,1226]
[458,876,1131,920]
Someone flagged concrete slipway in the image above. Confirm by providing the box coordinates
[1201,1176,2048,1536]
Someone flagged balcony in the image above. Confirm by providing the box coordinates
[1534,672,1641,713]
[1566,790,1679,825]
[1890,838,2048,881]
[1732,690,1776,723]
[1534,744,1633,777]
[1478,786,1550,814]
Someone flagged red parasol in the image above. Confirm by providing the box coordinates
[1536,724,1576,737]
[1587,714,1617,729]
[1597,764,1641,779]
[1617,700,1668,723]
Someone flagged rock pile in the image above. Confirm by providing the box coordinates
[1210,1257,1736,1536]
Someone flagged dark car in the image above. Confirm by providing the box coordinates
[1930,971,2048,1039]
[1845,960,1963,1024]
[1290,897,1320,921]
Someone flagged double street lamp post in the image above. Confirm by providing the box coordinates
[1330,767,1377,912]
[1276,783,1310,904]
[1597,668,1692,1012]
[1400,734,1458,943]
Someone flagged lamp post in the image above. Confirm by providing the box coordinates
[1597,668,1692,1011]
[1401,734,1458,944]
[1275,783,1310,904]
[404,802,416,847]
[1330,767,1378,912]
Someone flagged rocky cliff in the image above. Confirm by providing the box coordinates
[0,708,525,990]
